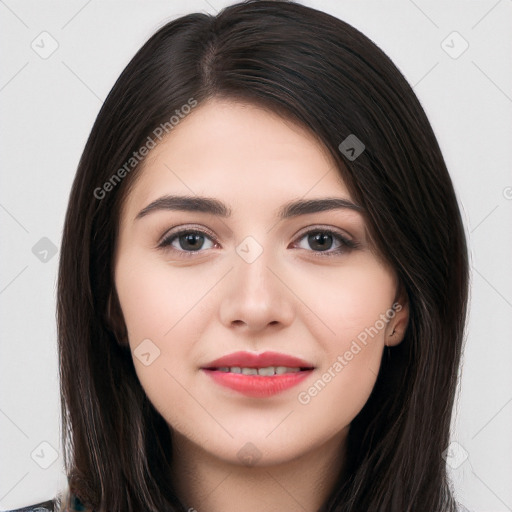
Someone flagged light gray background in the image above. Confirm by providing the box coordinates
[1,1,511,510]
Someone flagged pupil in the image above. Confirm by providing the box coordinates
[181,233,203,251]
[309,232,332,251]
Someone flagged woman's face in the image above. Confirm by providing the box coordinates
[114,98,408,467]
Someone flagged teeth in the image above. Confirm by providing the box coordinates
[276,366,297,375]
[215,366,302,375]
[257,367,276,376]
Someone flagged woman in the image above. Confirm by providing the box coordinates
[14,0,470,510]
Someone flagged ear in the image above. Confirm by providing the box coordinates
[106,289,129,347]
[384,287,409,347]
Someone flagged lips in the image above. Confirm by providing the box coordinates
[202,351,314,370]
[201,351,315,398]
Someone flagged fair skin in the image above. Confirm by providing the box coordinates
[114,98,409,512]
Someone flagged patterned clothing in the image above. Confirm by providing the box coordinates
[4,490,93,512]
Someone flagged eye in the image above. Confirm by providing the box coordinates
[292,227,358,257]
[157,225,217,256]
[157,225,359,258]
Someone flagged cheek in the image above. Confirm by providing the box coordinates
[300,256,396,343]
[114,250,215,405]
[293,259,396,414]
[115,250,212,340]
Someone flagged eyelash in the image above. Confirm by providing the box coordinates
[157,224,359,259]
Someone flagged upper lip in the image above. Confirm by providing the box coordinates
[202,351,315,370]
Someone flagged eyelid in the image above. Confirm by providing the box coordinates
[292,224,355,244]
[156,223,219,247]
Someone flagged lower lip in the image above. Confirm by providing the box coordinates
[202,369,313,398]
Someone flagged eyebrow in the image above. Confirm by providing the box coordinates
[135,194,364,221]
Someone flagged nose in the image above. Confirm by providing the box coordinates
[218,246,295,333]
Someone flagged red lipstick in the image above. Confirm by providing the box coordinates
[201,351,315,398]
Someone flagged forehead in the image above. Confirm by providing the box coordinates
[122,98,351,217]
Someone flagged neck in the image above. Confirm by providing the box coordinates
[170,428,347,512]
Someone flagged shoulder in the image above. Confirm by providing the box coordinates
[2,500,55,512]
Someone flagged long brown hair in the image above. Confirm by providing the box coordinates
[57,1,469,510]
